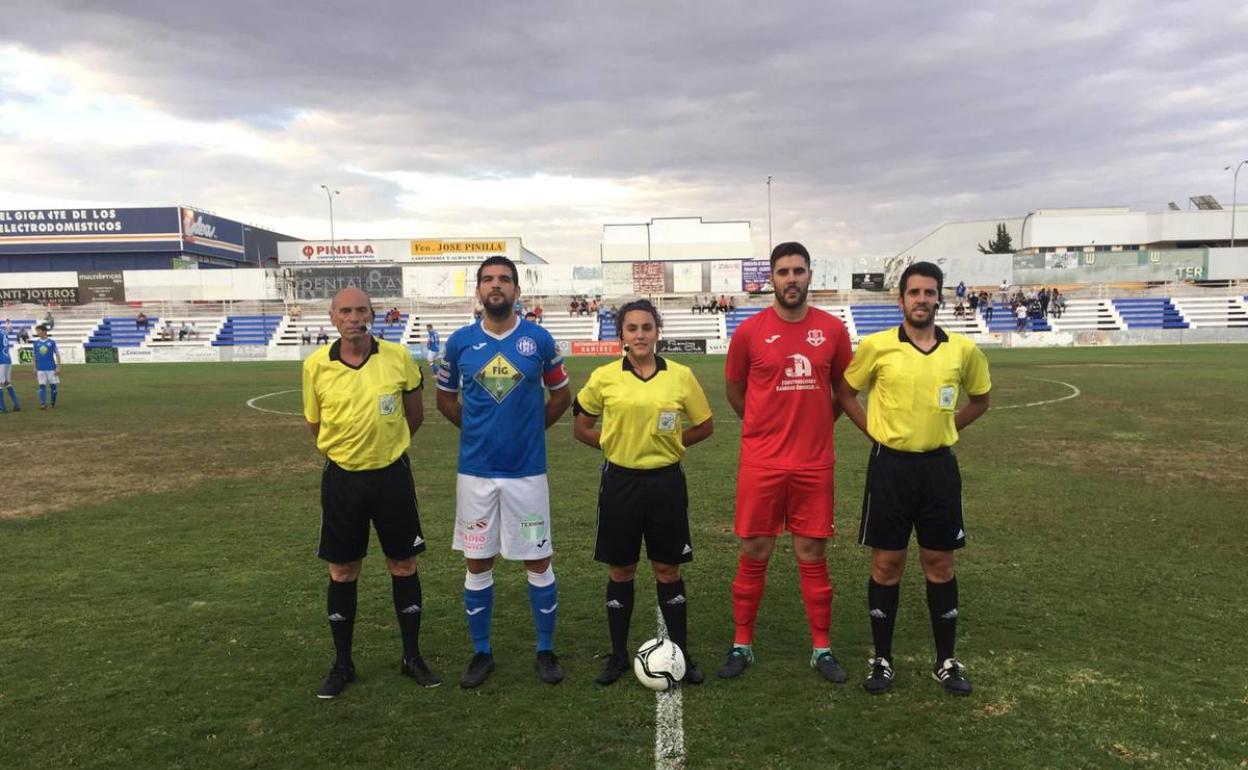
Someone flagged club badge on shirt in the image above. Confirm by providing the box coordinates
[379,392,398,416]
[657,410,679,433]
[938,385,957,409]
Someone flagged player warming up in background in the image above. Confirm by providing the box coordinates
[0,320,19,413]
[437,256,571,688]
[302,287,440,699]
[32,324,61,410]
[835,261,991,696]
[572,299,714,685]
[719,242,854,683]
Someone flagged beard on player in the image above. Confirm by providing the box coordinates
[774,280,809,310]
[902,298,938,328]
[482,289,514,320]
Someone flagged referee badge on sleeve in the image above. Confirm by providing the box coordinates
[379,392,399,416]
[657,410,679,434]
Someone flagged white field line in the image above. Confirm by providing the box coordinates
[245,388,302,416]
[992,377,1081,410]
[653,607,685,770]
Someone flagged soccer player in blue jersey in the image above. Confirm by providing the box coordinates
[0,320,19,413]
[32,324,61,410]
[436,256,572,688]
[425,324,441,372]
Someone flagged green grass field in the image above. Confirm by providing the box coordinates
[3,345,1247,769]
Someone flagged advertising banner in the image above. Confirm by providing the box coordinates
[710,261,742,293]
[179,208,245,262]
[0,286,79,303]
[570,340,622,356]
[292,266,404,299]
[85,346,119,364]
[632,262,666,294]
[0,207,181,254]
[602,263,633,295]
[280,239,410,264]
[656,339,707,354]
[77,271,126,303]
[705,339,729,355]
[672,262,701,293]
[852,272,886,290]
[741,260,771,293]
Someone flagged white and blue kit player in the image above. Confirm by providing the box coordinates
[32,325,61,410]
[436,256,572,688]
[0,321,19,413]
[425,324,441,371]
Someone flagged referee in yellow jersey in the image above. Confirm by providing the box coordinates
[835,262,991,696]
[302,287,440,699]
[573,299,714,685]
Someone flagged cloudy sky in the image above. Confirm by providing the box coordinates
[1,1,1245,262]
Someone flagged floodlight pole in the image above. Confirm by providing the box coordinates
[1226,161,1247,248]
[766,175,773,255]
[319,184,340,259]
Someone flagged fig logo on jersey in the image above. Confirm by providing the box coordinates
[806,329,826,347]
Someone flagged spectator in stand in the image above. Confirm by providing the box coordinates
[43,310,55,331]
[17,326,30,343]
[955,281,967,301]
[999,279,1009,304]
[189,322,199,339]
[968,292,980,314]
[980,292,994,323]
[161,320,175,341]
[718,294,729,313]
[706,296,719,314]
[290,304,303,322]
[302,328,313,345]
[1038,287,1051,318]
[953,301,966,319]
[569,298,579,316]
[590,298,599,315]
[1015,304,1028,332]
[316,326,330,345]
[692,295,703,314]
[136,312,149,330]
[534,302,544,324]
[1052,289,1065,318]
[179,321,191,341]
[579,298,590,317]
[728,296,737,311]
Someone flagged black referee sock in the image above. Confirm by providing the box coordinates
[391,573,424,661]
[657,579,689,658]
[926,577,959,662]
[327,579,358,667]
[868,579,900,662]
[606,578,635,659]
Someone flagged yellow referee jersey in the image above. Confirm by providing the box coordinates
[302,338,423,471]
[843,326,991,452]
[575,356,713,470]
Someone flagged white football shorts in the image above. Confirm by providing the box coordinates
[36,370,60,385]
[453,473,553,561]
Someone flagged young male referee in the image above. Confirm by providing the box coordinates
[835,261,991,696]
[302,287,439,699]
[572,299,714,685]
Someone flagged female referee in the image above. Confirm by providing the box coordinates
[572,299,715,685]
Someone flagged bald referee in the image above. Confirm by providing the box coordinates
[835,261,991,696]
[302,287,440,699]
[572,299,714,685]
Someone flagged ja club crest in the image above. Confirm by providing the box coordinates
[806,329,825,347]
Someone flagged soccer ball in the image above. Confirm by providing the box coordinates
[633,637,686,691]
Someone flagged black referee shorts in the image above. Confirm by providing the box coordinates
[858,442,966,552]
[319,454,426,563]
[594,462,693,567]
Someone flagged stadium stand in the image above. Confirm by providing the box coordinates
[212,315,282,346]
[87,317,156,348]
[1169,295,1248,328]
[146,316,223,347]
[1111,297,1189,330]
[1044,298,1122,332]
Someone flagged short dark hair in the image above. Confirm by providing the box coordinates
[899,261,944,295]
[769,241,811,269]
[477,255,519,286]
[616,299,662,338]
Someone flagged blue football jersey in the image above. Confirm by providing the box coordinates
[437,318,568,478]
[33,337,59,371]
[427,329,441,354]
[0,328,11,365]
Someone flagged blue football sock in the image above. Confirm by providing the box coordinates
[464,570,494,655]
[6,386,17,409]
[38,385,46,406]
[49,384,57,406]
[527,568,558,652]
